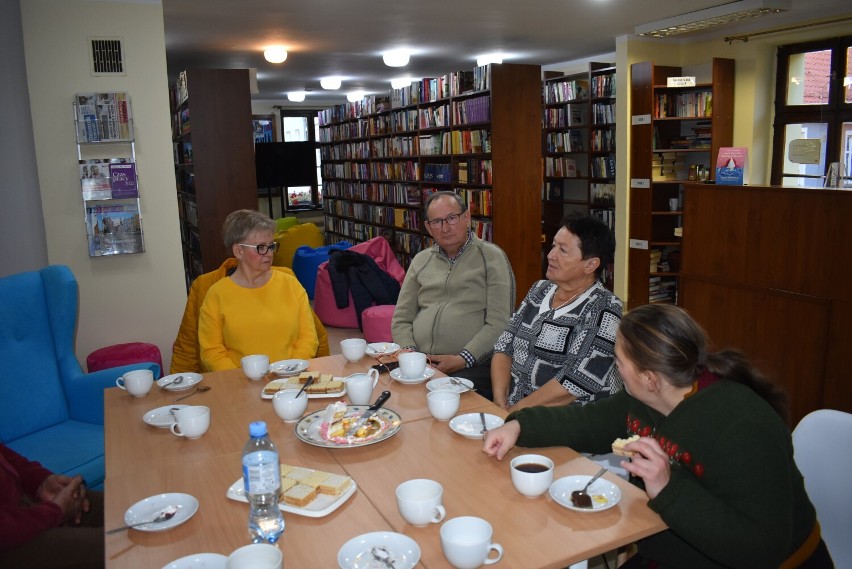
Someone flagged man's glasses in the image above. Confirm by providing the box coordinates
[424,212,464,229]
[238,242,279,255]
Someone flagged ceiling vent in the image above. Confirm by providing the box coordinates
[89,37,125,75]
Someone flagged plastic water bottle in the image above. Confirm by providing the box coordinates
[242,421,284,543]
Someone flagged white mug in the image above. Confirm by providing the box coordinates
[115,369,153,397]
[241,354,269,380]
[340,338,367,362]
[510,454,554,498]
[226,543,282,569]
[344,369,379,405]
[441,516,503,569]
[398,351,427,379]
[272,389,309,422]
[427,390,460,421]
[668,197,679,211]
[170,405,210,439]
[396,478,446,527]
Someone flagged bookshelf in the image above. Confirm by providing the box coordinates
[628,58,734,308]
[171,69,258,290]
[319,63,543,298]
[542,63,616,288]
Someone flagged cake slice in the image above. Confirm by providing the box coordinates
[300,470,330,489]
[318,473,352,496]
[325,380,344,394]
[286,466,314,482]
[282,483,317,508]
[612,434,640,457]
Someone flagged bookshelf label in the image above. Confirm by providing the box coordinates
[631,114,651,125]
[629,239,648,250]
[666,76,696,88]
[631,178,650,188]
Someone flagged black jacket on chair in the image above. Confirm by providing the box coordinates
[327,250,401,329]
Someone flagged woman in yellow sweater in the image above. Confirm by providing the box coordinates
[198,210,318,372]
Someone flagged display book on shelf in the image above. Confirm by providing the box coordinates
[318,63,539,272]
[74,92,144,258]
[542,63,616,287]
[628,58,734,308]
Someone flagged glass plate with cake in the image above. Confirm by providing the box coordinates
[261,372,345,399]
[295,402,402,448]
[226,463,357,518]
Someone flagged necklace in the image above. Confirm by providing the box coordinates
[550,283,593,311]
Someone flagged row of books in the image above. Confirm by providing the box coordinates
[655,90,712,118]
[545,157,578,178]
[420,105,450,129]
[648,277,677,303]
[452,96,491,125]
[592,102,615,125]
[470,218,493,242]
[457,159,493,185]
[324,182,421,206]
[451,129,491,154]
[317,120,370,144]
[591,73,616,98]
[75,92,133,142]
[320,141,371,161]
[591,208,615,231]
[591,183,616,207]
[652,152,688,181]
[322,216,430,256]
[79,159,137,200]
[545,131,585,153]
[543,106,587,128]
[323,199,422,231]
[457,189,493,216]
[544,78,589,104]
[591,129,615,152]
[591,155,616,179]
[423,163,452,183]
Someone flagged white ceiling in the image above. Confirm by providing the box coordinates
[162,0,851,107]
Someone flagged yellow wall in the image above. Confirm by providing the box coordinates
[21,0,186,369]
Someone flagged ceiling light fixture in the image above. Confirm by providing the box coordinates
[382,49,410,67]
[346,91,365,103]
[635,0,791,38]
[287,91,306,102]
[263,46,288,63]
[390,77,413,89]
[320,76,342,90]
[476,53,504,67]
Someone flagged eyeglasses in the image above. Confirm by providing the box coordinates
[237,242,279,255]
[424,212,465,229]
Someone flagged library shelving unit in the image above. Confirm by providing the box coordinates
[74,92,144,258]
[628,57,734,308]
[319,63,543,298]
[542,63,616,288]
[171,68,257,290]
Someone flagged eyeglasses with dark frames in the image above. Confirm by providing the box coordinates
[424,212,465,229]
[237,242,279,255]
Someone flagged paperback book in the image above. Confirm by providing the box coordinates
[715,147,749,185]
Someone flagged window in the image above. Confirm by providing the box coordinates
[279,110,323,209]
[771,36,852,188]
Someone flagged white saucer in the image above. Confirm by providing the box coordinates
[449,413,504,439]
[426,376,474,393]
[157,373,203,392]
[269,359,309,377]
[162,553,227,569]
[143,405,189,428]
[389,366,435,384]
[549,475,622,512]
[366,342,401,356]
[124,493,199,532]
[338,531,420,569]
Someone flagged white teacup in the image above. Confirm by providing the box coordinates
[427,390,460,421]
[344,369,379,405]
[440,516,503,569]
[396,478,447,527]
[272,389,309,422]
[170,405,210,439]
[241,354,269,380]
[398,351,427,379]
[340,338,367,362]
[226,543,282,569]
[115,369,153,397]
[510,454,554,498]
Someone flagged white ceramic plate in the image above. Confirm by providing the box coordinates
[226,476,357,518]
[449,413,504,439]
[389,366,435,384]
[161,553,227,569]
[295,406,402,448]
[261,377,345,400]
[365,342,401,356]
[426,376,474,393]
[157,373,203,392]
[124,493,199,532]
[338,531,420,569]
[268,359,309,377]
[549,475,622,513]
[143,405,189,428]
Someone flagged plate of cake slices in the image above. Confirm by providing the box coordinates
[295,402,402,448]
[226,463,357,518]
[261,372,345,399]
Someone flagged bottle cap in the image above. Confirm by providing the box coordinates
[249,421,267,437]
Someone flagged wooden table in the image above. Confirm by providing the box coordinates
[104,355,665,568]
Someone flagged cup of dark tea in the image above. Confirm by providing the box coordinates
[510,454,554,497]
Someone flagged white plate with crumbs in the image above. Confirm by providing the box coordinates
[157,373,203,392]
[449,413,504,439]
[143,405,189,428]
[426,376,474,393]
[338,531,420,569]
[268,359,309,377]
[366,343,400,356]
[549,475,622,513]
[123,493,198,532]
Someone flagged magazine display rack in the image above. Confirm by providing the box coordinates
[73,92,144,257]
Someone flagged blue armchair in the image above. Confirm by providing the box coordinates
[0,265,160,489]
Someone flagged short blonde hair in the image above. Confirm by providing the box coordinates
[222,210,275,249]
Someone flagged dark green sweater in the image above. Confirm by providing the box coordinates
[510,382,815,569]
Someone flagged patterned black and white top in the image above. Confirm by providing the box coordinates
[494,280,623,407]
